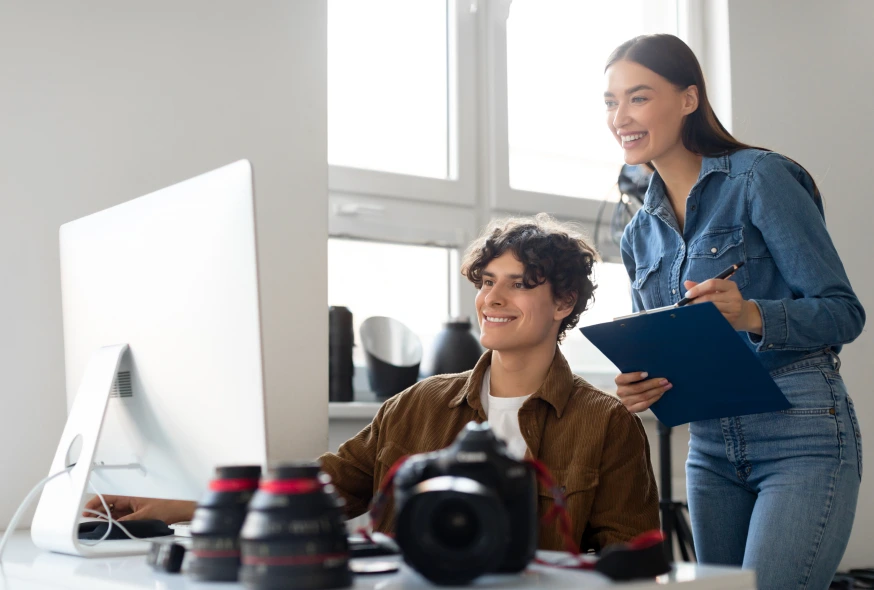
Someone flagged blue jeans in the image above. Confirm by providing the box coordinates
[686,351,863,590]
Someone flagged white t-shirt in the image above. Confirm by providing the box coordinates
[479,367,532,459]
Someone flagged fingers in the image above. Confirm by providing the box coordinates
[117,510,148,522]
[82,494,124,517]
[616,376,670,396]
[620,384,670,413]
[615,373,672,414]
[626,392,665,413]
[615,371,649,386]
[683,278,739,301]
[117,500,197,524]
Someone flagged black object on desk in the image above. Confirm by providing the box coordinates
[77,519,173,540]
[148,539,188,573]
[348,535,399,559]
[329,306,355,402]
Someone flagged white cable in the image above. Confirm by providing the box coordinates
[0,467,73,563]
[79,477,139,546]
[0,462,146,562]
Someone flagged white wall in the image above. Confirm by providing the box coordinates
[728,0,874,569]
[0,0,328,528]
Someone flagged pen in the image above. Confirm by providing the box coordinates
[675,261,745,307]
[613,261,745,320]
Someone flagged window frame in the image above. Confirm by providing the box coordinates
[327,0,699,380]
[327,0,478,206]
[484,0,682,221]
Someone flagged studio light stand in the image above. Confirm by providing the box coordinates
[657,421,696,562]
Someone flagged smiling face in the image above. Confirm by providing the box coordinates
[604,59,698,166]
[474,252,573,354]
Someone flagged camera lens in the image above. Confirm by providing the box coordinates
[396,476,509,586]
[188,465,262,582]
[239,463,352,590]
[430,499,480,549]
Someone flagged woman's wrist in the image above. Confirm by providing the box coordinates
[742,300,763,335]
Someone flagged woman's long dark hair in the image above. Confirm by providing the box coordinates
[605,34,820,197]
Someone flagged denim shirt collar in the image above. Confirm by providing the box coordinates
[643,154,731,214]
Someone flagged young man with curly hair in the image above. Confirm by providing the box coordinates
[85,215,659,551]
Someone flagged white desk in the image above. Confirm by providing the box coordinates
[0,532,755,590]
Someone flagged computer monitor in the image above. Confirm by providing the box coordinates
[31,160,268,557]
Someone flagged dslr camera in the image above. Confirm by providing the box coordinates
[393,422,538,585]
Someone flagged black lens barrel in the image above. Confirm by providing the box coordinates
[188,464,262,582]
[239,462,352,590]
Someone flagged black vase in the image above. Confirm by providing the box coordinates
[328,306,354,402]
[424,317,483,376]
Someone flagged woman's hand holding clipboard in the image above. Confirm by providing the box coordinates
[602,262,787,422]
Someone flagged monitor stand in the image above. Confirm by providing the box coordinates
[31,343,152,557]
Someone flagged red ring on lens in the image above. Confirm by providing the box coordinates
[259,478,322,495]
[208,478,260,492]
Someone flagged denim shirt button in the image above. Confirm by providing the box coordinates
[672,289,676,294]
[690,205,697,211]
[767,344,774,349]
[710,247,718,253]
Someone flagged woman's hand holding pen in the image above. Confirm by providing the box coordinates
[615,372,672,413]
[681,278,763,334]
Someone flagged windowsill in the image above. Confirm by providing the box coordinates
[330,365,657,421]
[328,401,658,423]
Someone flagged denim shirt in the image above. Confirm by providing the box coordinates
[620,149,865,373]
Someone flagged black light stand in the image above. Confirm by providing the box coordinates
[657,421,696,562]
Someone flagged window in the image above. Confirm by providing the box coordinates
[560,262,632,390]
[327,0,477,205]
[327,1,683,384]
[492,0,678,219]
[328,238,456,368]
[328,0,448,178]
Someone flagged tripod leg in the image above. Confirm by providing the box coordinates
[674,505,697,561]
[673,509,691,562]
[657,422,676,563]
[660,501,675,562]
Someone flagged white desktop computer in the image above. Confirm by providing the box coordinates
[31,160,269,557]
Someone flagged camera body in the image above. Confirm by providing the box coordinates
[393,422,538,585]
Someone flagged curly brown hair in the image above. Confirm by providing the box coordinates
[460,214,598,342]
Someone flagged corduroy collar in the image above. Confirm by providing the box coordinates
[448,347,575,419]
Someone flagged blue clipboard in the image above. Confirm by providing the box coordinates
[580,302,790,427]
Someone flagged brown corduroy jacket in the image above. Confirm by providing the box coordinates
[319,349,659,552]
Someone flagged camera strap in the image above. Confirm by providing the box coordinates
[361,455,670,581]
[358,453,410,542]
[526,457,670,580]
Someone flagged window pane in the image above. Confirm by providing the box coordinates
[507,0,677,199]
[328,239,452,367]
[561,262,632,388]
[328,0,449,179]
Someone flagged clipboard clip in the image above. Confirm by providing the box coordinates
[614,303,678,321]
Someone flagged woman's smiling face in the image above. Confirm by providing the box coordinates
[604,59,697,166]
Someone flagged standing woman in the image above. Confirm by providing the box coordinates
[605,34,864,589]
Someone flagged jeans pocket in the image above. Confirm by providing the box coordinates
[845,394,863,480]
[773,367,836,413]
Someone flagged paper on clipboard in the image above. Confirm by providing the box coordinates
[580,302,790,427]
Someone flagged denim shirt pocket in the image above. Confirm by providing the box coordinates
[632,258,663,309]
[687,227,749,290]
